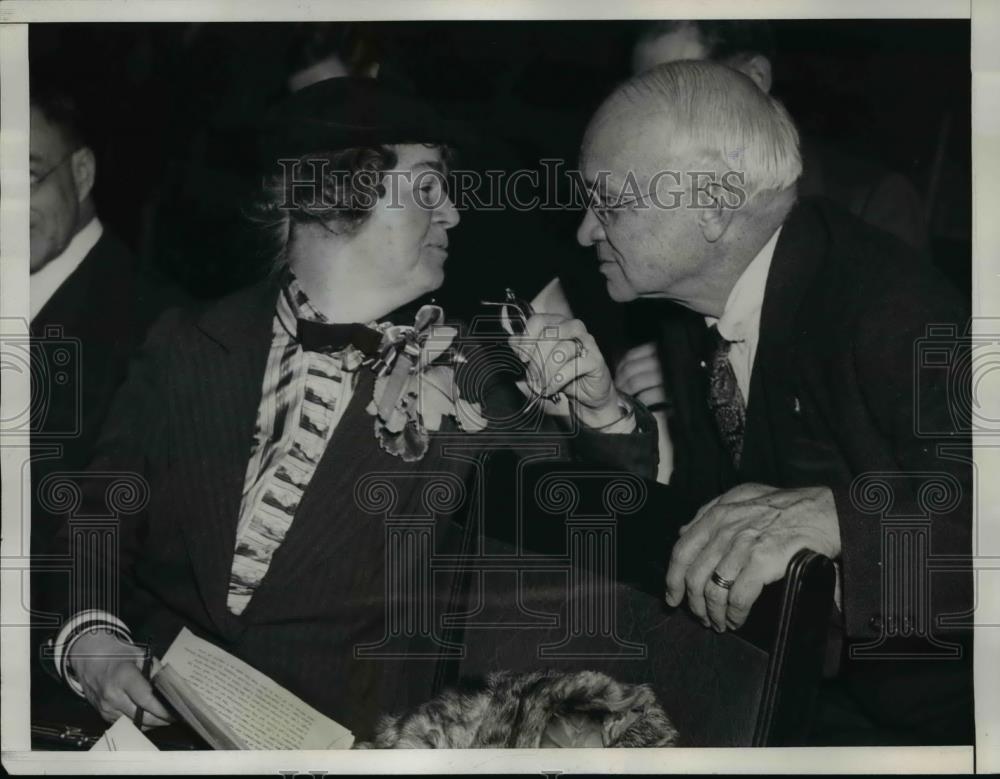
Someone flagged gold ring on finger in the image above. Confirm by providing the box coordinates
[710,570,735,590]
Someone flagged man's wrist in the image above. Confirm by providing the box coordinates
[576,394,636,433]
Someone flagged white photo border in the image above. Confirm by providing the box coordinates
[2,0,995,774]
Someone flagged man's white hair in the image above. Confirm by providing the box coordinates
[609,60,802,201]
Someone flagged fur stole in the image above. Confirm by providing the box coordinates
[355,669,678,748]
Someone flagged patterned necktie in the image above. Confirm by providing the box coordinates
[707,325,746,469]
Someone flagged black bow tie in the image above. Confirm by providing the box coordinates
[296,319,383,357]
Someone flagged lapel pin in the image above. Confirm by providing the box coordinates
[793,396,802,414]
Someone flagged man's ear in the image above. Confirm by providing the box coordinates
[696,182,736,243]
[70,146,96,203]
[739,54,773,94]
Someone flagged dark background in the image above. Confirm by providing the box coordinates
[29,20,971,358]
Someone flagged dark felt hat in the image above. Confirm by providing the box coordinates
[257,76,458,168]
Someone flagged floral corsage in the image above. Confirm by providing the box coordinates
[366,304,486,461]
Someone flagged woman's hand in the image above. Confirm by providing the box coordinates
[67,629,175,727]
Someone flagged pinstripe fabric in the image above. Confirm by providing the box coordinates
[227,273,368,615]
[45,266,661,737]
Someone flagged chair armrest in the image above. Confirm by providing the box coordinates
[750,549,836,746]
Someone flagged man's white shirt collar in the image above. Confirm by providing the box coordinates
[705,225,782,341]
[30,217,103,322]
[703,225,783,403]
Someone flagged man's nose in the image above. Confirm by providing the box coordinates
[436,195,460,229]
[576,208,605,247]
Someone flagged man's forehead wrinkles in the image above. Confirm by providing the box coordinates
[583,129,668,194]
[583,155,659,194]
[588,123,667,172]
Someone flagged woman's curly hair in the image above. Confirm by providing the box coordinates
[244,143,453,276]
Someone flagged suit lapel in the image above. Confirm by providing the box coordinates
[660,308,736,502]
[740,200,828,484]
[172,278,280,635]
[31,238,103,337]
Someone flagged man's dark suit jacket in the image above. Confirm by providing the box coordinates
[47,278,656,740]
[30,229,181,546]
[655,197,972,743]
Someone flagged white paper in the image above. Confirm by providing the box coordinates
[161,628,353,750]
[89,716,159,752]
[515,277,573,416]
[530,276,574,319]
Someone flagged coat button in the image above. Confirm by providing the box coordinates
[868,615,883,632]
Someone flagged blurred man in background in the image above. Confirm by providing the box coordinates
[29,87,172,530]
[29,83,184,605]
[29,82,189,739]
[285,22,381,92]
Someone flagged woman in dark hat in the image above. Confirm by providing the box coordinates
[44,78,657,742]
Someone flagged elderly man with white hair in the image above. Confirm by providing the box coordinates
[577,60,972,745]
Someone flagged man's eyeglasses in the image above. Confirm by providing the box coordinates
[30,149,77,191]
[589,187,658,226]
[481,287,532,337]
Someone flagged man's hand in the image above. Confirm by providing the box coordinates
[615,342,668,410]
[616,341,673,482]
[664,484,840,631]
[510,313,632,431]
[67,629,175,728]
